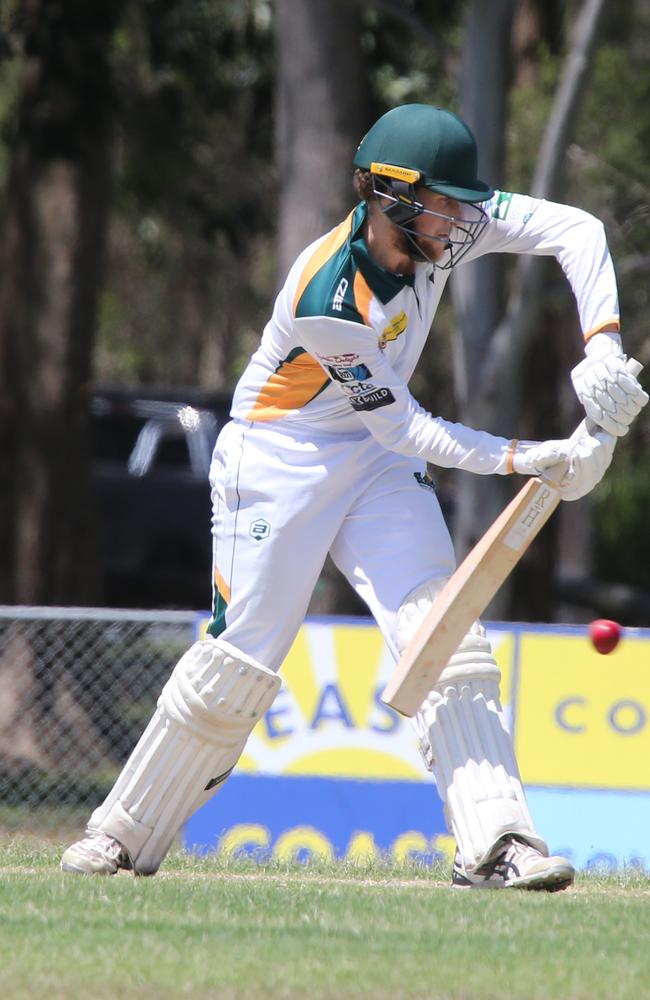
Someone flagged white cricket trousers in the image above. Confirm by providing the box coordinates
[208,419,456,670]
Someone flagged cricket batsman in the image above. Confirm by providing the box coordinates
[62,104,647,887]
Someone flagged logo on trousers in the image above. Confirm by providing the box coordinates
[250,519,271,541]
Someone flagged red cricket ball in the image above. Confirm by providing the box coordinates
[588,619,622,655]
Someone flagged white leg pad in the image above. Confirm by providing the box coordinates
[88,638,280,874]
[398,579,547,871]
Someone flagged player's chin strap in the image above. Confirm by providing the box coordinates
[397,578,547,871]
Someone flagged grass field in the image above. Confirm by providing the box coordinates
[2,837,650,1000]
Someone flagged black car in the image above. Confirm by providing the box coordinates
[91,387,232,610]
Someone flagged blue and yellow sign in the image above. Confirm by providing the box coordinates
[184,616,650,870]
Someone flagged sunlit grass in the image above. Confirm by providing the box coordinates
[1,839,650,1000]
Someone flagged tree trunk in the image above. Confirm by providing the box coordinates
[275,0,370,615]
[274,0,369,281]
[450,0,515,616]
[512,0,563,87]
[0,0,124,604]
[452,0,608,619]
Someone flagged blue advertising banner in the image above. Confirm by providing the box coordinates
[184,773,450,865]
[525,787,650,871]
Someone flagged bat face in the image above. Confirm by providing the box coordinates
[381,476,561,717]
[501,482,558,551]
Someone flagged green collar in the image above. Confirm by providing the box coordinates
[349,202,415,304]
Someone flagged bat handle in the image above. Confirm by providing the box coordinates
[626,357,644,379]
[541,356,643,488]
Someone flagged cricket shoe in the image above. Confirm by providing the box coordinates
[452,836,575,892]
[60,833,133,875]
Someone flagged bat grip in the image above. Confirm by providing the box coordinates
[541,357,643,488]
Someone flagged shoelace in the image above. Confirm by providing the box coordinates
[89,834,126,862]
[502,840,540,863]
[497,839,542,876]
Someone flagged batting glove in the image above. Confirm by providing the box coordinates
[571,334,648,437]
[555,427,616,502]
[512,429,615,501]
[512,439,574,477]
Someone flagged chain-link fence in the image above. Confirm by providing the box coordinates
[0,606,196,834]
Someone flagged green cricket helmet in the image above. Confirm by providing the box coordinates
[353,104,494,267]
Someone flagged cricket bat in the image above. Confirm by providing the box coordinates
[382,358,643,718]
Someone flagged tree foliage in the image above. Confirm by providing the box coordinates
[98,0,277,387]
[0,0,649,618]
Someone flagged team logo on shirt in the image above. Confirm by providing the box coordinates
[379,311,408,349]
[414,471,436,493]
[488,190,535,225]
[491,191,513,220]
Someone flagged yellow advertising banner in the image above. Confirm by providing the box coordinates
[513,632,650,791]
